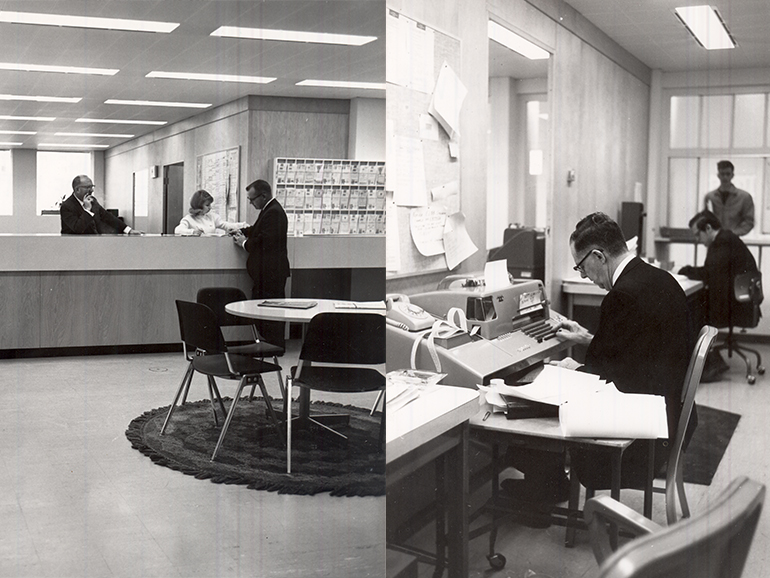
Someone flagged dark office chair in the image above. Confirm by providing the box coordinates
[161,300,285,461]
[285,312,385,473]
[585,476,765,578]
[581,325,718,528]
[712,271,764,384]
[196,287,285,399]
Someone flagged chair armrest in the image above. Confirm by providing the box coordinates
[584,495,662,564]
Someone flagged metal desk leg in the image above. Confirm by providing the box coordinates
[643,440,655,519]
[445,422,470,578]
[565,468,582,547]
[610,451,622,550]
[488,443,500,559]
[433,455,447,578]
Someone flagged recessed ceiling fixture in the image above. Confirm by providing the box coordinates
[55,132,134,138]
[674,5,736,50]
[146,71,276,84]
[0,10,179,33]
[488,20,549,60]
[104,99,211,109]
[0,115,55,121]
[296,80,386,90]
[0,62,118,75]
[0,94,81,103]
[38,143,110,149]
[211,26,376,46]
[76,118,167,126]
[0,130,36,135]
[0,141,22,146]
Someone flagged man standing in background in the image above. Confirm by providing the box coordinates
[704,160,754,236]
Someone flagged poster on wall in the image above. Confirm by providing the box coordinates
[196,147,239,222]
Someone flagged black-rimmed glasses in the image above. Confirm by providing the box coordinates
[573,249,596,273]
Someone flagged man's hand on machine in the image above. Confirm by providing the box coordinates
[554,319,593,346]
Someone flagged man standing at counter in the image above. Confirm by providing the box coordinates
[232,179,290,348]
[60,175,142,235]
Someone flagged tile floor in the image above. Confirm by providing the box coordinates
[406,345,770,578]
[0,340,384,578]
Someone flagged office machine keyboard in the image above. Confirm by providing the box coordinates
[520,319,558,343]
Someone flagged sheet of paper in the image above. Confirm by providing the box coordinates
[419,113,440,141]
[386,196,401,272]
[392,135,428,206]
[386,10,434,93]
[431,180,459,213]
[429,62,467,138]
[559,393,669,439]
[484,259,509,291]
[493,365,614,406]
[443,212,478,270]
[410,205,447,256]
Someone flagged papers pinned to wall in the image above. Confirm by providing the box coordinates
[443,212,478,269]
[410,205,447,256]
[429,62,467,139]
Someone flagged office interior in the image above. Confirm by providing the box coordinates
[385,1,770,577]
[0,1,386,577]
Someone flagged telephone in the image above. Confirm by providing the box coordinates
[386,294,435,331]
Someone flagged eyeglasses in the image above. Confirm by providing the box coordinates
[573,249,597,273]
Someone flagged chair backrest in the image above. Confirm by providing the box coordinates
[196,287,252,328]
[664,324,718,524]
[733,272,763,329]
[597,476,765,578]
[299,312,385,365]
[175,300,228,354]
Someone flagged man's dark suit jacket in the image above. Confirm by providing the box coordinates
[241,198,290,297]
[679,229,758,328]
[573,257,693,489]
[60,194,125,234]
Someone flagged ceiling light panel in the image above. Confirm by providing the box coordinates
[0,115,55,122]
[76,118,167,126]
[55,132,134,138]
[105,99,211,109]
[146,71,276,84]
[0,62,118,75]
[0,10,179,33]
[674,5,736,50]
[38,143,110,149]
[488,21,550,60]
[0,94,81,103]
[211,26,376,46]
[0,141,22,146]
[296,80,386,90]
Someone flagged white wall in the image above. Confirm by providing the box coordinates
[349,97,385,160]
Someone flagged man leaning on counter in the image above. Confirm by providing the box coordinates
[60,175,143,235]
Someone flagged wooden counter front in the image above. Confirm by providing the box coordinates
[0,234,384,350]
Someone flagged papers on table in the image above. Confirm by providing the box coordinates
[386,369,447,413]
[482,365,669,439]
[333,301,386,310]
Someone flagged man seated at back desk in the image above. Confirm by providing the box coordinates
[503,212,694,510]
[678,210,758,382]
[61,175,143,235]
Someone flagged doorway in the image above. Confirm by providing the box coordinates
[163,162,184,234]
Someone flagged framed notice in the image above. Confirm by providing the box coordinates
[196,147,239,222]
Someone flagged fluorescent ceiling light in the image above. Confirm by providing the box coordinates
[0,10,179,33]
[0,62,118,75]
[0,130,36,135]
[38,143,110,149]
[674,5,735,50]
[296,80,386,90]
[146,71,276,84]
[211,26,376,46]
[0,94,81,103]
[0,141,22,146]
[105,99,210,109]
[488,21,550,60]
[56,132,134,138]
[76,117,167,126]
[0,115,55,121]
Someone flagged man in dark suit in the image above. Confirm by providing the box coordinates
[232,179,290,348]
[60,175,142,235]
[679,210,758,381]
[506,212,692,502]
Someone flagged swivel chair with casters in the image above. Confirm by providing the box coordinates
[162,300,285,461]
[585,476,765,578]
[285,312,385,473]
[712,271,764,384]
[196,287,286,399]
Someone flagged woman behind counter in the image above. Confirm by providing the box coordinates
[175,189,249,236]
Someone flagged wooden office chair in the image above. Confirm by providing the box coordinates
[585,476,765,578]
[712,271,765,384]
[161,300,285,461]
[583,325,719,525]
[285,312,385,473]
[196,287,285,399]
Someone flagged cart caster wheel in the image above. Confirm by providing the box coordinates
[487,553,506,570]
[758,366,765,375]
[748,375,757,385]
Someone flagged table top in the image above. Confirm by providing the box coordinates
[562,274,703,297]
[226,298,385,323]
[386,385,479,463]
[470,408,633,449]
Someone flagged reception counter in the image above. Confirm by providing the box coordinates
[0,234,384,351]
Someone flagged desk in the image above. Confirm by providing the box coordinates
[470,410,655,552]
[387,385,479,578]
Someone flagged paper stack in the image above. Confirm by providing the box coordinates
[386,369,447,413]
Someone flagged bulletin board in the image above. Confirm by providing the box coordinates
[386,9,463,279]
[196,147,239,222]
